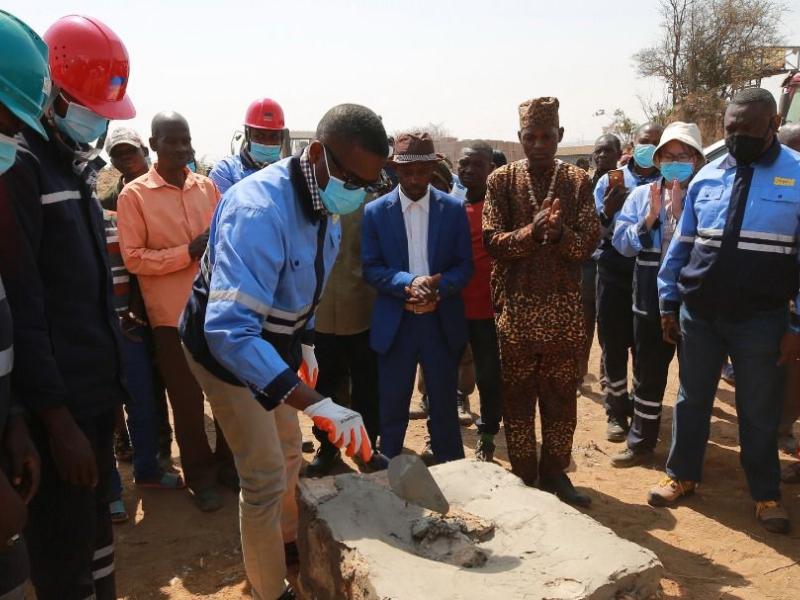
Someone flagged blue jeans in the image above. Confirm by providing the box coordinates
[666,305,787,501]
[112,325,161,498]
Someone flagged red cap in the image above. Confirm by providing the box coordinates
[44,15,135,120]
[244,98,285,130]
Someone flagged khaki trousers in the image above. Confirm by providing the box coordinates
[184,349,301,600]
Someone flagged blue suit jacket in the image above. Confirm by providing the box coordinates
[362,186,474,355]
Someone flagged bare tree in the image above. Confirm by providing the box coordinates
[634,0,785,139]
[395,122,454,140]
[602,109,639,145]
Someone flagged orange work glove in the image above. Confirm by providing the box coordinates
[303,398,373,462]
[298,344,318,388]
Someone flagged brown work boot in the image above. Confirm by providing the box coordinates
[756,501,790,534]
[647,476,696,507]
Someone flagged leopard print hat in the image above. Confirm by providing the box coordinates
[519,97,560,129]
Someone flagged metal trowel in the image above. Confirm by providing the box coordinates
[387,454,450,514]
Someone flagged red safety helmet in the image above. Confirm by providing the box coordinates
[44,15,135,120]
[244,98,285,130]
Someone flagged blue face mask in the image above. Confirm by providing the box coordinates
[659,161,694,183]
[319,148,366,215]
[187,160,197,173]
[0,133,18,175]
[249,142,281,165]
[632,144,656,169]
[54,101,109,144]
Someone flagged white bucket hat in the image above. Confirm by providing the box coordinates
[654,121,704,165]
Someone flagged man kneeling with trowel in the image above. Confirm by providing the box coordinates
[180,104,389,600]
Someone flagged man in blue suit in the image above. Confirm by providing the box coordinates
[362,132,474,463]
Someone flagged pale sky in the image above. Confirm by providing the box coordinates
[10,1,800,161]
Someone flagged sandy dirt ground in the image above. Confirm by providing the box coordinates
[112,340,800,600]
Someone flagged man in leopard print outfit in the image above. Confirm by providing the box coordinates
[482,97,600,507]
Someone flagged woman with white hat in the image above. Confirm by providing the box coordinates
[608,121,705,467]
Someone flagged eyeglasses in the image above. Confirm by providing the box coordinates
[660,151,694,162]
[324,145,389,193]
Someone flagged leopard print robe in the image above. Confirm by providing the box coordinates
[482,158,600,483]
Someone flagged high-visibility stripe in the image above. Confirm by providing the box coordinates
[677,235,695,243]
[607,378,627,389]
[634,396,661,408]
[737,242,797,255]
[698,228,723,238]
[634,408,659,420]
[269,304,312,321]
[263,320,307,336]
[92,562,115,580]
[209,289,271,317]
[696,237,721,247]
[740,230,795,243]
[112,276,129,285]
[0,347,12,377]
[607,388,628,397]
[93,544,114,560]
[636,260,660,267]
[41,190,81,205]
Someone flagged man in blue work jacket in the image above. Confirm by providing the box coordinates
[209,97,287,194]
[594,124,663,442]
[650,88,800,536]
[180,103,388,600]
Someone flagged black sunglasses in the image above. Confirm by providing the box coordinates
[324,145,389,194]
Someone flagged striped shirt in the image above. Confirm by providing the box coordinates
[103,210,131,315]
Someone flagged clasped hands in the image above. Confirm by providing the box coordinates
[405,273,442,306]
[531,197,563,244]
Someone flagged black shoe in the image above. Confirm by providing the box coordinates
[301,439,315,453]
[355,452,389,472]
[539,473,591,507]
[610,447,654,468]
[304,445,342,478]
[277,585,297,600]
[606,416,629,443]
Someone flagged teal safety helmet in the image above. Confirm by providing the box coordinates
[0,10,51,138]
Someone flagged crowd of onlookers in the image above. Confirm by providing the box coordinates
[3,9,800,600]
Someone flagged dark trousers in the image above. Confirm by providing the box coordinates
[119,325,161,480]
[469,319,502,435]
[378,312,464,462]
[779,362,800,438]
[314,330,380,449]
[597,274,635,419]
[580,260,598,376]
[26,409,116,600]
[152,327,231,491]
[627,314,677,451]
[0,536,28,598]
[666,306,786,501]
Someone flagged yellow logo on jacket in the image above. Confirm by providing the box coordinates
[774,177,796,187]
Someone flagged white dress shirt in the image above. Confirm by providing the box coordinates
[399,185,430,276]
